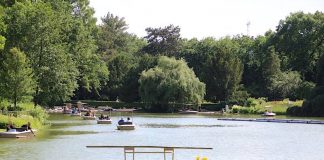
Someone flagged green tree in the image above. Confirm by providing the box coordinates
[139,56,205,112]
[1,48,35,109]
[97,12,146,59]
[64,0,109,100]
[268,71,302,99]
[272,11,324,82]
[101,53,135,100]
[317,54,324,86]
[97,12,128,57]
[5,2,78,106]
[119,54,157,102]
[143,25,182,56]
[181,37,243,102]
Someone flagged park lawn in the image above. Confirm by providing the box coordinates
[264,99,303,115]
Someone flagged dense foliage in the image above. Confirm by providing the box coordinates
[0,1,323,115]
[139,56,205,112]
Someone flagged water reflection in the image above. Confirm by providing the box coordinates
[1,114,324,160]
[140,123,241,128]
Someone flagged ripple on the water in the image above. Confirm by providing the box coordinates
[48,130,98,136]
[140,123,241,128]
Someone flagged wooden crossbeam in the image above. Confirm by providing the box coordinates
[87,145,212,160]
[86,145,213,150]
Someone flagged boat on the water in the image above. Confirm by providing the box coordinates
[261,106,276,117]
[0,129,36,138]
[261,112,276,117]
[117,123,135,130]
[116,109,135,130]
[97,111,112,124]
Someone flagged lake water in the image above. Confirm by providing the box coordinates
[1,114,324,160]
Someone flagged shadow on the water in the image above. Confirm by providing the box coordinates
[50,122,93,129]
[35,129,98,140]
[140,123,242,128]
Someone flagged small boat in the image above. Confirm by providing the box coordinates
[116,108,136,130]
[117,123,135,130]
[0,129,36,138]
[261,106,276,117]
[97,119,112,124]
[261,112,276,117]
[97,111,112,124]
[82,116,96,120]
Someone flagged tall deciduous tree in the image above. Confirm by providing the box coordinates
[119,54,157,102]
[97,12,128,57]
[139,56,205,112]
[143,25,182,56]
[272,11,324,82]
[5,2,78,106]
[1,48,35,108]
[64,0,109,100]
[101,53,135,100]
[181,37,243,102]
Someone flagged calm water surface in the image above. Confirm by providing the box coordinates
[1,114,324,160]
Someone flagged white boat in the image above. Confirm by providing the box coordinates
[261,106,276,117]
[97,119,112,124]
[0,129,36,138]
[261,112,276,117]
[117,124,135,130]
[116,108,136,130]
[82,116,96,120]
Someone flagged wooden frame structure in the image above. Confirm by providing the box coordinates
[87,145,213,160]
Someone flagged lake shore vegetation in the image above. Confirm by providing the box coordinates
[0,1,323,116]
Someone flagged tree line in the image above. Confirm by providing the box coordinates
[0,0,323,115]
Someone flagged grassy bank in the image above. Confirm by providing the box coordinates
[230,98,303,115]
[0,102,48,130]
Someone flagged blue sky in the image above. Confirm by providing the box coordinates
[90,0,324,39]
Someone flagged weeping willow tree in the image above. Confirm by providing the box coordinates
[139,56,205,112]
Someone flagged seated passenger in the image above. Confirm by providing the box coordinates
[85,111,91,116]
[99,114,104,120]
[6,124,15,132]
[22,122,32,131]
[118,118,124,125]
[124,117,132,124]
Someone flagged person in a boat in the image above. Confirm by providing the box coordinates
[21,122,32,131]
[72,107,78,114]
[99,114,104,120]
[118,118,124,125]
[85,110,91,116]
[125,117,132,124]
[105,115,110,120]
[6,123,15,132]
